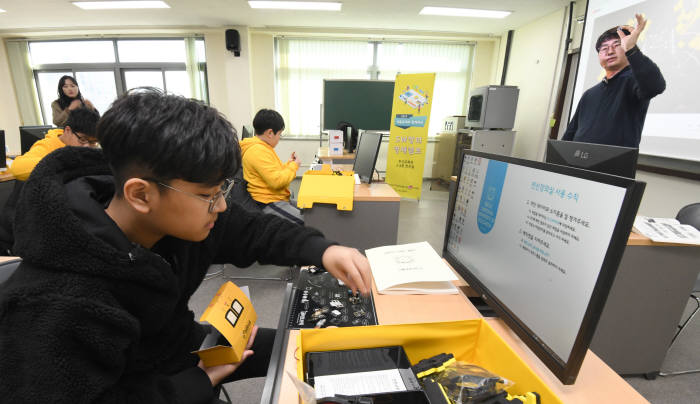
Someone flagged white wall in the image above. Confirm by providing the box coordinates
[635,172,700,217]
[203,27,253,135]
[250,32,276,113]
[505,8,567,160]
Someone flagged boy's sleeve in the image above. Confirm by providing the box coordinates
[9,139,56,181]
[248,147,298,191]
[0,292,214,404]
[211,200,335,268]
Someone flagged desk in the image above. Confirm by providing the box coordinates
[0,172,15,183]
[590,234,700,376]
[302,183,400,253]
[317,147,355,164]
[262,275,648,404]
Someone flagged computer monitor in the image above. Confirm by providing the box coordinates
[352,132,383,184]
[546,140,639,178]
[444,149,645,384]
[241,125,254,139]
[19,125,52,154]
[0,130,6,169]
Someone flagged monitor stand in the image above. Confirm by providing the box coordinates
[467,296,498,317]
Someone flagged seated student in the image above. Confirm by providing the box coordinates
[0,107,101,255]
[9,107,100,180]
[240,109,303,225]
[0,90,371,403]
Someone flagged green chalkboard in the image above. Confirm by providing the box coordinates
[323,79,395,131]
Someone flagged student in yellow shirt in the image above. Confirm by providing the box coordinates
[240,109,303,224]
[10,107,100,181]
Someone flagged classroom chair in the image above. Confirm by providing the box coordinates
[660,202,700,376]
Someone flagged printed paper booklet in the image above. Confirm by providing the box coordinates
[632,216,700,245]
[366,241,458,295]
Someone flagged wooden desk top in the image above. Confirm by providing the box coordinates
[0,172,16,183]
[318,147,355,160]
[354,183,400,202]
[626,231,699,247]
[275,270,648,404]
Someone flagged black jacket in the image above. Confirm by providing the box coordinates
[0,147,333,404]
[563,47,666,147]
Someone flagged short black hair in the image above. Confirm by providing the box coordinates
[64,107,100,139]
[253,109,285,135]
[595,26,631,52]
[97,89,240,196]
[57,75,84,110]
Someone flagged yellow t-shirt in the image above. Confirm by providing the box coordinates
[240,136,299,204]
[9,129,65,181]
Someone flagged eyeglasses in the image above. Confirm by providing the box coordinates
[146,178,235,213]
[74,132,98,146]
[598,41,621,54]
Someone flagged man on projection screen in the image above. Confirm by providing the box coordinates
[563,14,665,148]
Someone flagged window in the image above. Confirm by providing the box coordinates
[28,38,208,125]
[275,37,473,137]
[276,38,372,136]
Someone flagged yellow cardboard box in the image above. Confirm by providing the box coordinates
[297,170,355,211]
[297,319,563,404]
[194,281,257,367]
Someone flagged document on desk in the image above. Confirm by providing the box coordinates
[633,216,700,245]
[366,241,458,294]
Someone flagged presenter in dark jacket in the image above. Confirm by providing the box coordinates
[0,90,372,404]
[563,13,666,148]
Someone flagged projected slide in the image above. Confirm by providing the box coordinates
[447,155,627,362]
[572,0,700,161]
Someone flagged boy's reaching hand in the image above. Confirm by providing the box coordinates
[321,246,373,296]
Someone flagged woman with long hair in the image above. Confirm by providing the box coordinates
[51,75,95,126]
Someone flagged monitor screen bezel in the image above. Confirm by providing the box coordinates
[443,149,645,385]
[352,132,383,184]
[546,140,639,178]
[0,130,6,169]
[19,125,53,154]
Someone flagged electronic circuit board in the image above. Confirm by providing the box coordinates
[287,266,378,329]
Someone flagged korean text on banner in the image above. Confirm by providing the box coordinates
[386,73,436,199]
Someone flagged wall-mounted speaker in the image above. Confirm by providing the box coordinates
[225,29,241,57]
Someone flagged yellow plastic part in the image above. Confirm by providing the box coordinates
[415,356,456,379]
[297,170,355,211]
[296,319,562,404]
[507,391,541,404]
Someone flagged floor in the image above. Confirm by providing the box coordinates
[190,180,700,403]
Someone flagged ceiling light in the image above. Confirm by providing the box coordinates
[248,1,342,11]
[72,1,170,10]
[0,8,6,13]
[420,7,511,19]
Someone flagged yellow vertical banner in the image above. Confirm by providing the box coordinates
[386,73,436,199]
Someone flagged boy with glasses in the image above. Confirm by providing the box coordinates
[562,13,665,148]
[0,90,372,403]
[9,106,100,180]
[241,108,303,224]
